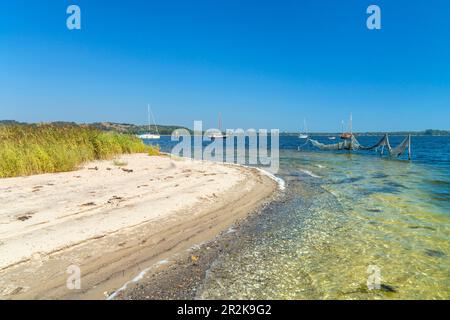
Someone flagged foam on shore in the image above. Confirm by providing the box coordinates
[255,167,286,191]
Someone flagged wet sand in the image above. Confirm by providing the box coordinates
[0,154,277,299]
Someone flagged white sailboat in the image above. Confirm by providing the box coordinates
[208,112,228,140]
[138,104,160,140]
[299,118,308,139]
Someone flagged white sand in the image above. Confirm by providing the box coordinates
[0,154,276,299]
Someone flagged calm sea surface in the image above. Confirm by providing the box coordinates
[146,135,450,299]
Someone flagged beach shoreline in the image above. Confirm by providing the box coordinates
[0,153,277,299]
[112,197,280,300]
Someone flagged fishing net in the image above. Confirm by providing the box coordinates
[308,134,411,158]
[309,136,360,151]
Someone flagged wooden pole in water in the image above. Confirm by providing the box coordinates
[408,134,412,160]
[380,133,385,156]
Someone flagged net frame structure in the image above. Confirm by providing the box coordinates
[308,134,412,160]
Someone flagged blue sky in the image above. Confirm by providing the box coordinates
[0,0,449,131]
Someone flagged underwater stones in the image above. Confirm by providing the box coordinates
[427,179,450,187]
[377,185,402,194]
[408,225,436,231]
[343,282,397,295]
[430,191,450,202]
[372,173,388,179]
[380,284,397,293]
[337,176,365,184]
[424,249,445,258]
[389,182,407,189]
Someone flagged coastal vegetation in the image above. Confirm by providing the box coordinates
[91,122,191,135]
[0,124,158,178]
[0,120,192,136]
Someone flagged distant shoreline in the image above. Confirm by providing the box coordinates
[1,120,449,136]
[280,131,450,137]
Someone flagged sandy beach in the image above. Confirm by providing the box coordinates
[0,154,277,299]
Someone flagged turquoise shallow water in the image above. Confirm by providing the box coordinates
[148,136,450,299]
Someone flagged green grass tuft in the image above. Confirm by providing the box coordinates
[0,124,159,178]
[148,144,160,156]
[112,159,128,167]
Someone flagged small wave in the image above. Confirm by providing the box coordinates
[106,259,169,300]
[255,168,286,191]
[226,227,236,234]
[299,169,321,179]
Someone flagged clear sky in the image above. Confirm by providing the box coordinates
[0,0,449,132]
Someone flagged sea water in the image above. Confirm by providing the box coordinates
[147,135,450,299]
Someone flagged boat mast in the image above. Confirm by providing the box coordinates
[147,104,151,133]
[349,113,353,135]
[148,104,159,135]
[218,112,222,133]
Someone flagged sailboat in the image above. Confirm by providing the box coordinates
[299,118,308,139]
[340,113,353,140]
[209,112,228,140]
[138,104,160,140]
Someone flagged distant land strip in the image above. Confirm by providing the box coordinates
[0,120,191,136]
[1,120,449,136]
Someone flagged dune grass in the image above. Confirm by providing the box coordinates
[148,145,161,156]
[0,124,159,178]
